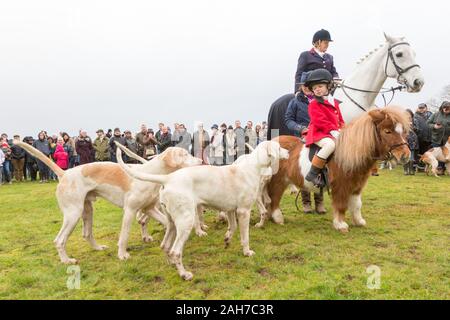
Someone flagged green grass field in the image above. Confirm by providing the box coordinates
[0,168,449,300]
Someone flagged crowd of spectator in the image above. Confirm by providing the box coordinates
[0,120,268,184]
[402,101,450,175]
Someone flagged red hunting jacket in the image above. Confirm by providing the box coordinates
[305,97,345,147]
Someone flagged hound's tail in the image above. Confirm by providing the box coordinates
[117,143,149,164]
[13,140,65,178]
[115,142,169,185]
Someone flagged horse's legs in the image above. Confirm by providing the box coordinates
[332,201,349,233]
[348,194,366,227]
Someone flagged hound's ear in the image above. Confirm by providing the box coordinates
[368,109,386,125]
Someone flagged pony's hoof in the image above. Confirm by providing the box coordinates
[333,220,349,233]
[94,245,108,251]
[271,209,284,225]
[201,224,209,231]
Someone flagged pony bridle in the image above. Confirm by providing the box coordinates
[385,42,421,85]
[385,142,409,161]
[374,128,409,161]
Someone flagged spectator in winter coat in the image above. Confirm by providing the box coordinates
[62,132,77,168]
[171,123,181,147]
[416,103,433,120]
[11,135,26,182]
[157,126,172,154]
[245,121,257,153]
[427,101,450,174]
[225,125,237,164]
[93,129,110,161]
[234,120,246,159]
[75,130,94,165]
[414,104,433,165]
[109,128,127,163]
[24,136,38,181]
[47,136,58,180]
[428,101,450,147]
[124,130,139,164]
[175,124,192,152]
[209,124,224,166]
[142,129,158,160]
[135,124,148,157]
[192,123,210,164]
[53,137,69,170]
[33,131,50,183]
[404,109,419,175]
[1,135,12,184]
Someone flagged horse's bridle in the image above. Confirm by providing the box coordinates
[337,41,421,112]
[385,42,421,82]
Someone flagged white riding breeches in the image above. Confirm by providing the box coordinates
[316,137,336,160]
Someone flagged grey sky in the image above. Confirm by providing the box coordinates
[0,0,448,137]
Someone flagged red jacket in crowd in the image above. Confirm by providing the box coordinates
[53,144,69,170]
[305,97,345,147]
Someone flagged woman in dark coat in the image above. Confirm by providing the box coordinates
[294,29,339,92]
[75,131,94,165]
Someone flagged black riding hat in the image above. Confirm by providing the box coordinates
[304,69,333,89]
[312,29,333,44]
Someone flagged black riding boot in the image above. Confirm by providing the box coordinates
[305,155,327,188]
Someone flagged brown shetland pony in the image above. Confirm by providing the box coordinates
[264,106,411,233]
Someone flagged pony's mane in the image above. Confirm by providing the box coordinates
[334,106,410,174]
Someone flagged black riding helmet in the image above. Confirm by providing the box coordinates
[304,69,333,90]
[312,29,333,44]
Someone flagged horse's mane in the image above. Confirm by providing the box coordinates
[334,106,410,174]
[356,43,386,65]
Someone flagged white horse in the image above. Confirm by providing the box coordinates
[336,33,424,122]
